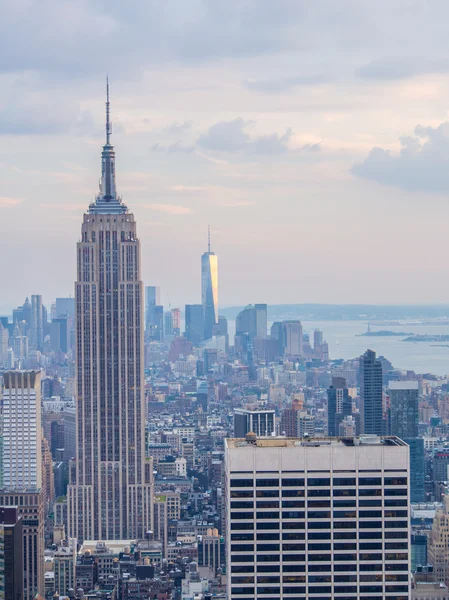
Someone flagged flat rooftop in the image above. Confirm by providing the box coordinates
[226,435,408,449]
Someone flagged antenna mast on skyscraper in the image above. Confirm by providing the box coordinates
[208,224,211,253]
[106,76,111,145]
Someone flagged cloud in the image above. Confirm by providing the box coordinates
[163,121,193,135]
[245,74,327,93]
[356,57,449,81]
[0,197,23,207]
[151,142,195,153]
[352,121,449,192]
[142,204,193,215]
[197,118,292,154]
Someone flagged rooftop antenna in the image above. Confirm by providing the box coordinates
[106,76,111,145]
[208,224,211,253]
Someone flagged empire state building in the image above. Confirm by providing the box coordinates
[67,83,153,542]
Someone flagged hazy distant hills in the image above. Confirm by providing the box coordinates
[219,304,449,321]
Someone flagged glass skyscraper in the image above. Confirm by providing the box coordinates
[201,229,218,340]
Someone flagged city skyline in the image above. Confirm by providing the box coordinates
[4,3,449,309]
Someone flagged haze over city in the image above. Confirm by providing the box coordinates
[2,1,449,311]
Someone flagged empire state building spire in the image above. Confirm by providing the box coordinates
[89,78,127,214]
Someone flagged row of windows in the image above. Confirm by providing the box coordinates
[231,584,409,595]
[231,498,408,507]
[231,568,408,582]
[231,477,407,487]
[231,488,407,498]
[231,509,407,519]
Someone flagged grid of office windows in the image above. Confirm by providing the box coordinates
[227,470,409,599]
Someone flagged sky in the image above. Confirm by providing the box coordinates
[2,0,449,312]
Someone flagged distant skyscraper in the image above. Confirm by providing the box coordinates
[30,294,43,350]
[164,311,174,336]
[389,381,424,502]
[201,227,218,340]
[359,349,383,435]
[185,304,204,346]
[55,297,75,318]
[148,305,164,341]
[389,381,419,438]
[327,376,352,436]
[255,303,267,338]
[171,308,181,336]
[67,81,153,543]
[236,305,257,338]
[145,286,160,327]
[283,320,303,357]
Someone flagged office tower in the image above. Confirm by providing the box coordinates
[0,322,8,367]
[164,311,174,336]
[225,434,410,600]
[185,304,204,346]
[147,305,164,341]
[327,377,352,436]
[359,349,383,435]
[313,328,323,350]
[280,398,303,437]
[171,308,181,336]
[54,538,77,596]
[283,320,303,357]
[145,286,160,320]
[428,496,449,587]
[411,533,428,572]
[433,450,449,481]
[389,381,419,438]
[233,407,275,437]
[2,371,42,489]
[0,507,23,600]
[198,528,225,575]
[50,317,68,352]
[1,371,44,600]
[388,381,424,501]
[270,321,285,358]
[30,294,43,350]
[55,297,75,318]
[235,305,257,338]
[202,228,218,340]
[13,297,31,332]
[255,304,268,338]
[67,82,153,543]
[145,286,161,338]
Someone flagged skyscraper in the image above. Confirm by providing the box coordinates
[0,371,45,600]
[283,320,303,357]
[388,380,419,438]
[0,507,23,600]
[327,376,352,437]
[30,294,43,350]
[359,349,383,435]
[225,434,410,599]
[67,82,153,543]
[389,381,424,502]
[185,304,204,346]
[201,227,218,340]
[145,286,160,330]
[255,303,268,338]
